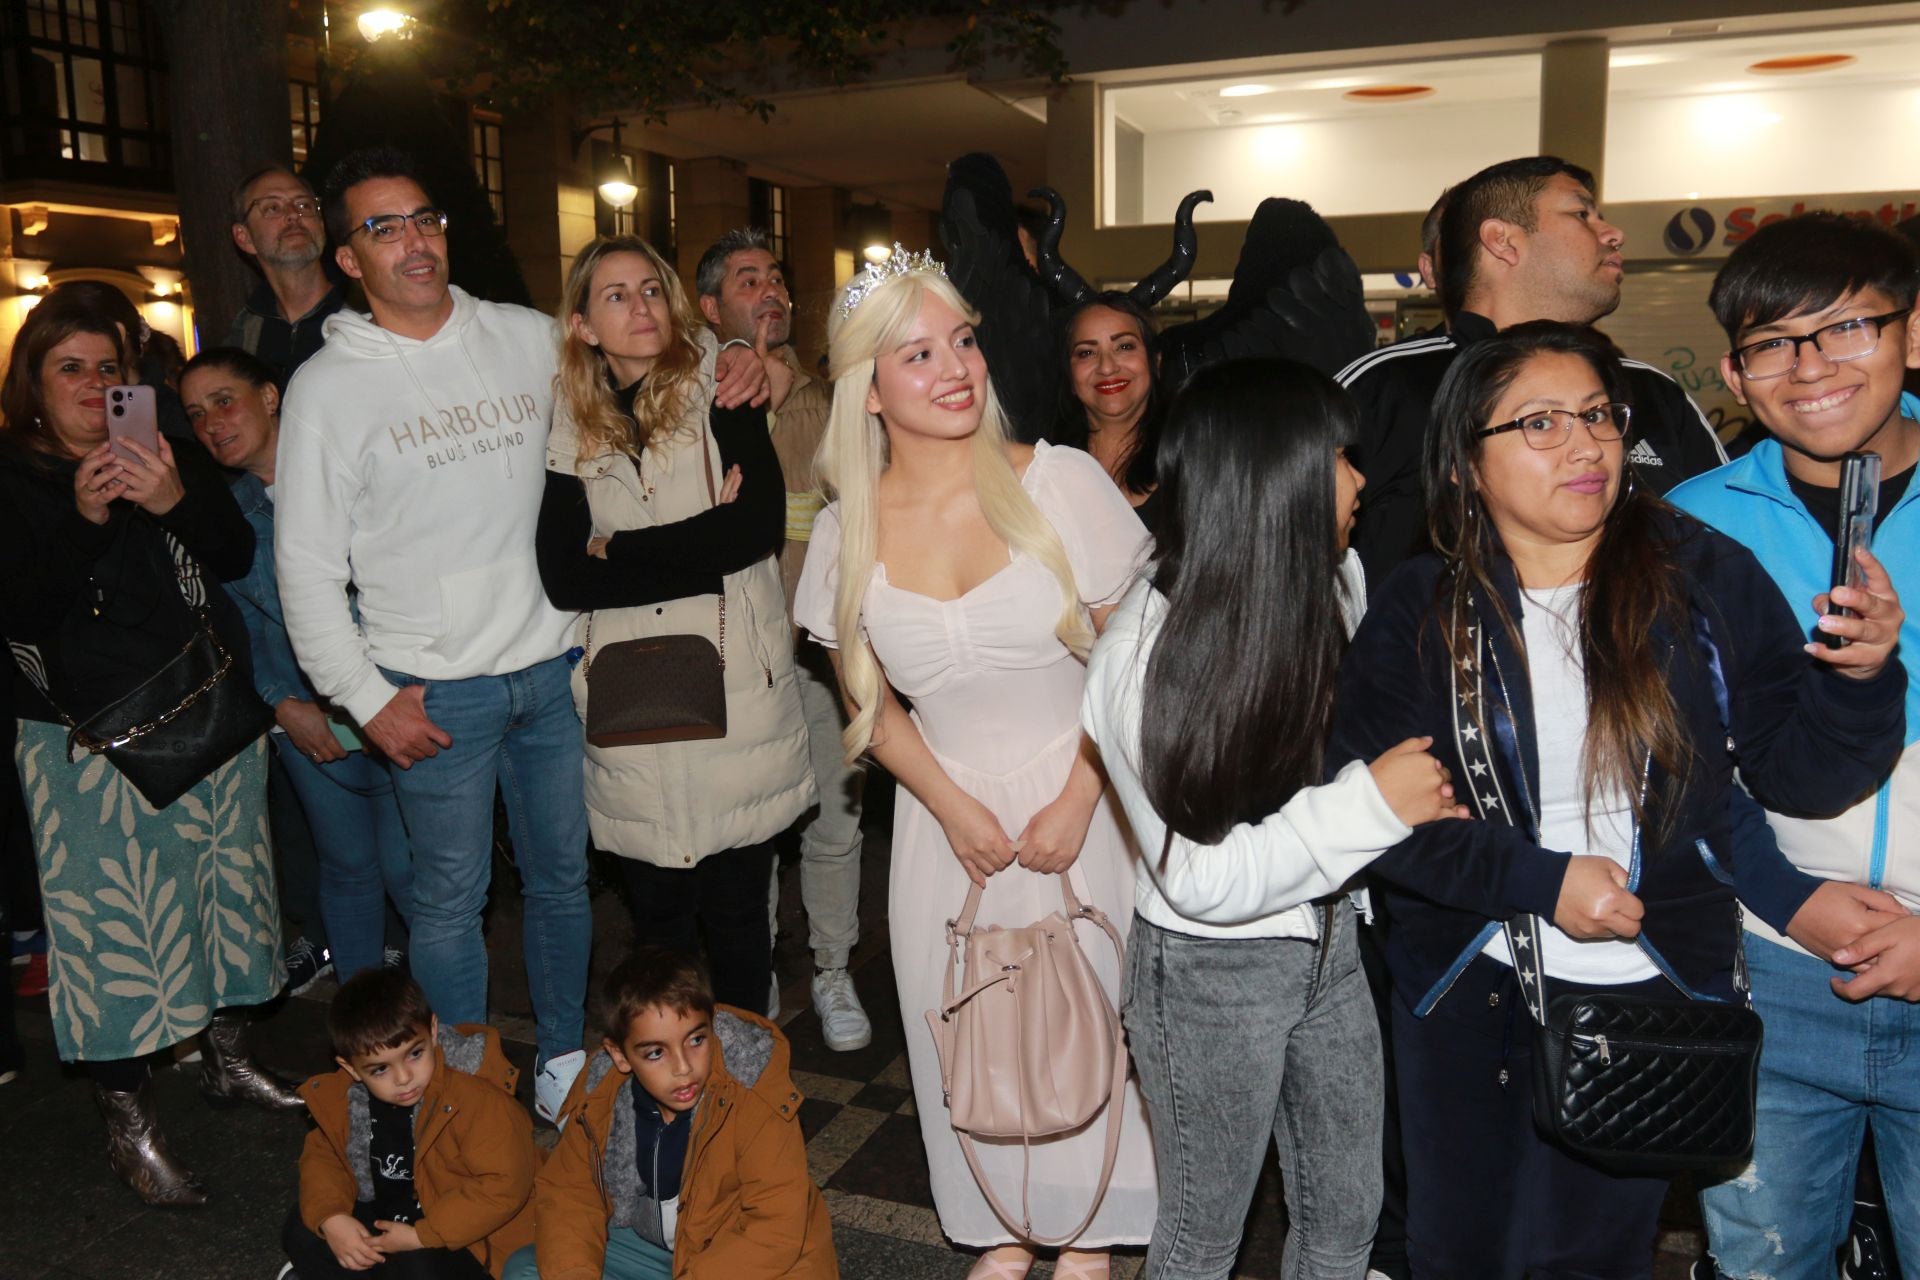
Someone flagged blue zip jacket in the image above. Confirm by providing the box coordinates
[1332,508,1906,1014]
[1668,392,1920,907]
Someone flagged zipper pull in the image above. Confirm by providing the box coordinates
[1594,1034,1611,1065]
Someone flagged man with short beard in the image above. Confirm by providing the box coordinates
[694,228,872,1052]
[1338,155,1727,585]
[225,167,345,383]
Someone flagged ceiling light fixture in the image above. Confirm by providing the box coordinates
[1344,85,1434,102]
[1219,83,1274,98]
[1747,54,1855,75]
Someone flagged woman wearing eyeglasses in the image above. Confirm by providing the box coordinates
[1330,321,1908,1277]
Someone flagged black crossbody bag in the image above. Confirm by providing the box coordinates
[11,531,271,810]
[1450,590,1761,1177]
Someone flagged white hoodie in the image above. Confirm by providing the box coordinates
[276,286,576,727]
[1081,556,1408,939]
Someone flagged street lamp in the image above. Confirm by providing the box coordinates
[573,118,640,210]
[357,7,414,41]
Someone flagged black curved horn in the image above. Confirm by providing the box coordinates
[1027,186,1094,306]
[1129,189,1213,307]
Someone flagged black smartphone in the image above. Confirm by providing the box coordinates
[1825,450,1881,650]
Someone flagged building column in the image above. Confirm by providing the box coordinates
[674,157,752,287]
[1539,39,1610,196]
[788,185,849,371]
[501,109,594,315]
[888,208,935,255]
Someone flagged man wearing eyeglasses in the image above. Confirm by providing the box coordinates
[1335,155,1731,1280]
[226,167,345,383]
[274,146,600,1121]
[1671,211,1920,1280]
[1337,155,1728,589]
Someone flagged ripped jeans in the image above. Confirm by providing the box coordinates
[1699,932,1920,1280]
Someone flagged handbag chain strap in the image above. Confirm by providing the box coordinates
[67,625,232,756]
[7,525,225,757]
[581,409,727,681]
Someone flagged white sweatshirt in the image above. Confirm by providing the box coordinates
[275,286,577,727]
[1082,557,1409,940]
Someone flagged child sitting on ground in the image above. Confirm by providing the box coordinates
[284,969,537,1279]
[503,947,837,1279]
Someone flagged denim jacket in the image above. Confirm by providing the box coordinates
[223,472,363,748]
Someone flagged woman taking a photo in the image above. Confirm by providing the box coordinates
[537,234,811,1013]
[0,287,295,1208]
[795,251,1157,1277]
[1083,357,1463,1280]
[1332,321,1907,1277]
[1055,293,1166,531]
[180,346,412,985]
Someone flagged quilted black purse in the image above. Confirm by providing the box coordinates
[1453,589,1762,1177]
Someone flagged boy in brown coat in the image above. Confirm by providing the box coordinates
[285,969,538,1279]
[502,947,837,1280]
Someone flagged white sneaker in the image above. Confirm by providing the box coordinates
[533,1048,586,1127]
[811,967,872,1052]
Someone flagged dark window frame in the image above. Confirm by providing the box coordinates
[2,0,170,186]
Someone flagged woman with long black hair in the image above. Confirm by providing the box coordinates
[1082,358,1463,1279]
[1331,321,1907,1276]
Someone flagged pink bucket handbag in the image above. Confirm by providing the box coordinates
[925,874,1131,1246]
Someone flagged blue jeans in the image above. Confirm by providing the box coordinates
[274,739,412,982]
[380,657,590,1063]
[501,1230,672,1280]
[1699,933,1920,1279]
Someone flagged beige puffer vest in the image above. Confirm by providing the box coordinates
[547,362,814,867]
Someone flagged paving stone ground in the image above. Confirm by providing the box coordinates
[0,794,1702,1278]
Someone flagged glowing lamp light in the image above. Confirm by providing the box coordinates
[357,8,412,41]
[21,274,49,291]
[861,242,891,264]
[598,178,639,210]
[1219,84,1274,98]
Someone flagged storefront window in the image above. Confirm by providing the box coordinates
[1605,24,1920,202]
[1102,53,1541,225]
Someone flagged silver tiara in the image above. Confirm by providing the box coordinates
[835,244,948,319]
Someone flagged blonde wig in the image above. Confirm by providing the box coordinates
[556,235,706,466]
[818,267,1093,760]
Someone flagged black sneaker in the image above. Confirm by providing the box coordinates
[284,937,332,996]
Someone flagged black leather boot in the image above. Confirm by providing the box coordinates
[95,1080,208,1207]
[199,1010,305,1111]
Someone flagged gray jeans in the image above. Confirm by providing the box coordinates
[780,644,864,969]
[1124,905,1383,1280]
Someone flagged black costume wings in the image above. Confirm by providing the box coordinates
[938,154,1376,434]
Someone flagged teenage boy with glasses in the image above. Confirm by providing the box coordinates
[1669,211,1920,1280]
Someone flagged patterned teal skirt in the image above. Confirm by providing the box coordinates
[15,721,284,1063]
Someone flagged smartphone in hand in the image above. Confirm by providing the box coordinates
[1825,450,1881,650]
[105,385,160,465]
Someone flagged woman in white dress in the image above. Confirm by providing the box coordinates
[794,250,1156,1278]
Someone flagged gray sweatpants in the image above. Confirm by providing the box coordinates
[1123,903,1383,1280]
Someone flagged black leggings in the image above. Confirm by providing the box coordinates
[621,841,776,1013]
[282,1205,491,1280]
